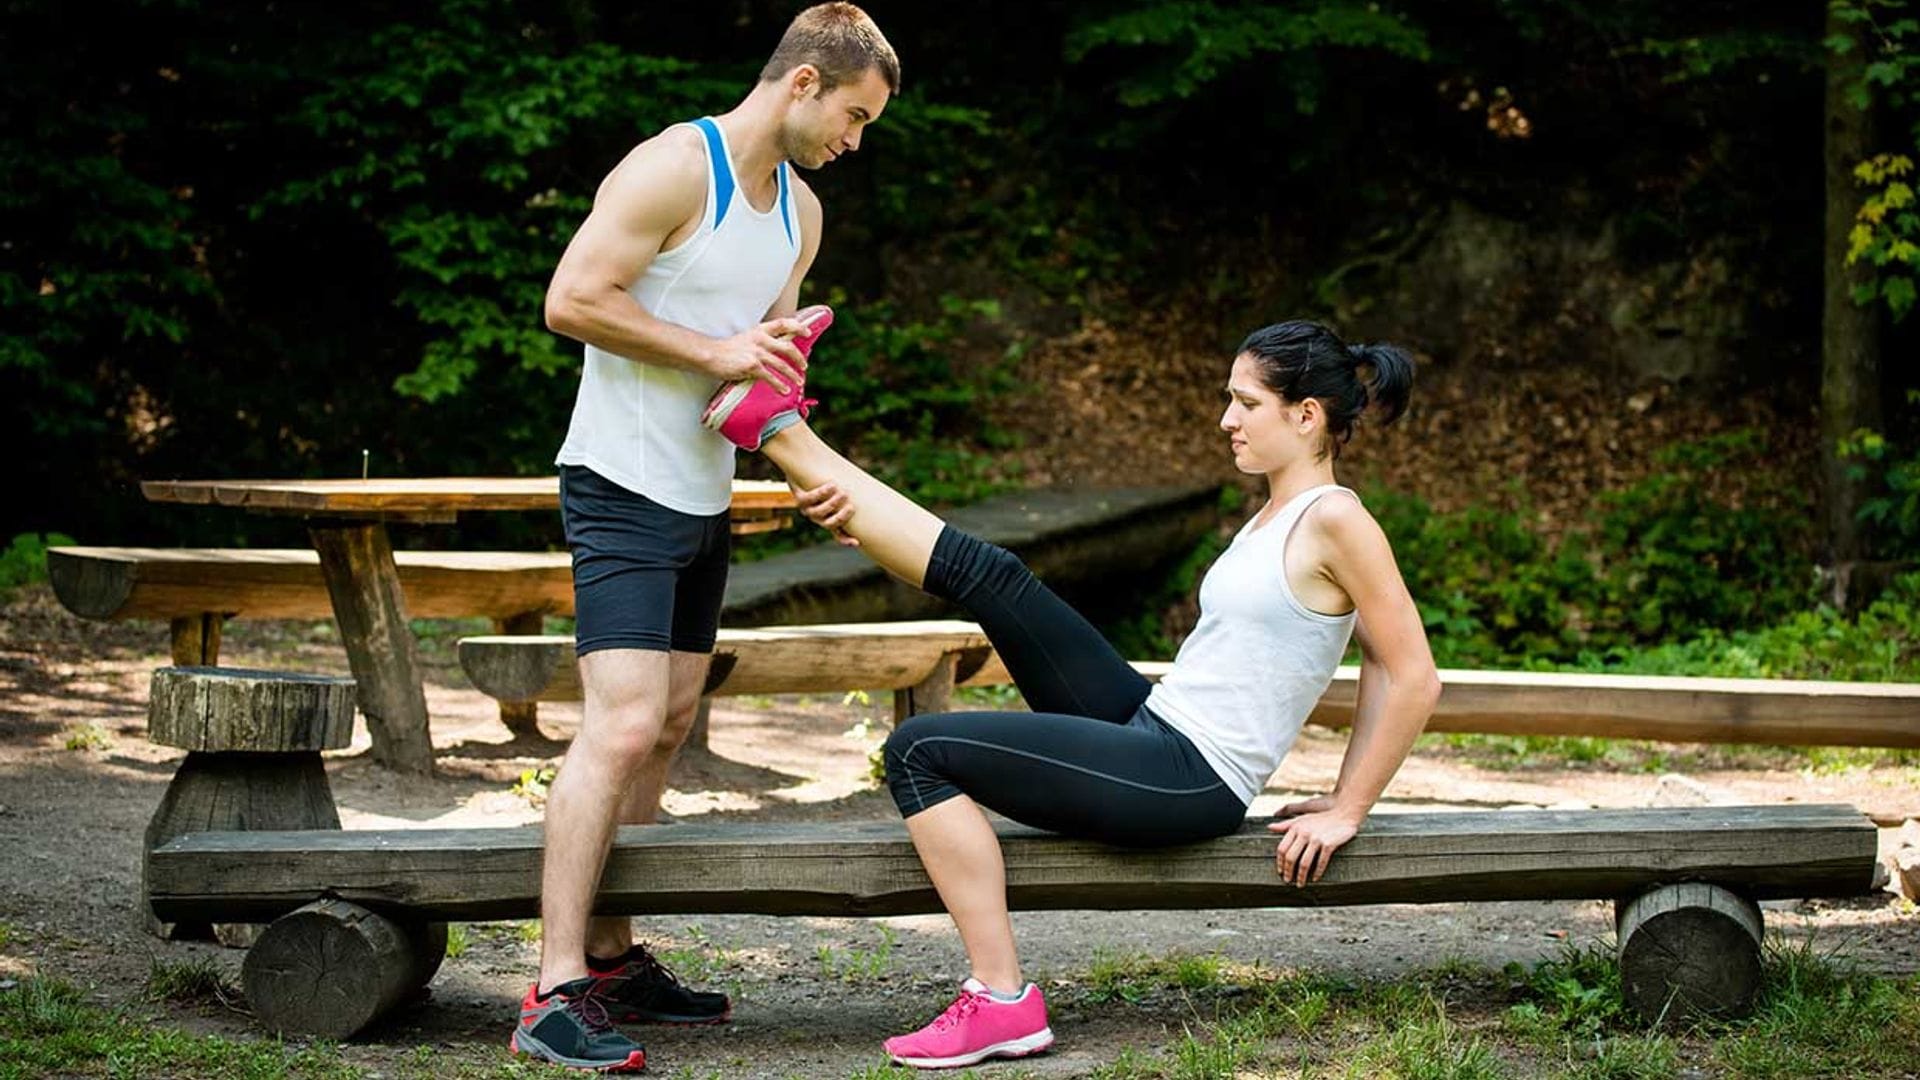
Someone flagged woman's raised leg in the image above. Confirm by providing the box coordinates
[760,422,1150,721]
[760,421,944,588]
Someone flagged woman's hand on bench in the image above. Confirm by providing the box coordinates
[1268,795,1362,886]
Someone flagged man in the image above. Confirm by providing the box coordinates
[519,5,897,1071]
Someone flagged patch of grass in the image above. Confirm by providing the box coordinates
[1557,1033,1680,1080]
[444,922,470,960]
[657,924,743,987]
[1084,948,1233,1004]
[1711,939,1920,1078]
[1342,1014,1504,1080]
[0,976,360,1079]
[1087,1046,1163,1078]
[1426,733,1670,773]
[1166,1016,1255,1079]
[62,724,110,752]
[0,921,13,949]
[143,956,233,1004]
[514,919,543,944]
[1510,941,1626,1037]
[816,924,897,983]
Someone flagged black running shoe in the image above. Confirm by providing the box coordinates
[589,944,732,1025]
[510,976,647,1072]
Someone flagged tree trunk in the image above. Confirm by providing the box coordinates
[1823,5,1884,564]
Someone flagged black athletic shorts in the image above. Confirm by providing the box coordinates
[559,465,730,656]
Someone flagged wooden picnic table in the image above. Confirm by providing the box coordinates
[142,477,798,774]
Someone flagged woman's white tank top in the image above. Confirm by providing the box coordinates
[555,117,802,514]
[1144,484,1360,804]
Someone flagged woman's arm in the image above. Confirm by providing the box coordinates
[1269,498,1441,885]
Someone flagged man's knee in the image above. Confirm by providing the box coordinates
[652,694,703,756]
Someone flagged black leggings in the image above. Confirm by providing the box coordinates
[882,528,1246,848]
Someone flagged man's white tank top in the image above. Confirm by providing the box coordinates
[1144,484,1360,804]
[555,117,802,515]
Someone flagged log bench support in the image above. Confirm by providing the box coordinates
[143,667,356,944]
[147,804,1878,1039]
[1615,882,1764,1023]
[242,899,446,1039]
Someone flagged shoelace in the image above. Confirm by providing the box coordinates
[629,946,687,989]
[928,989,987,1033]
[561,982,617,1032]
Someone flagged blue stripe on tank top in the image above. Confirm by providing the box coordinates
[777,162,794,247]
[692,117,733,230]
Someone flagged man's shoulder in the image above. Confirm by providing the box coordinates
[599,125,710,211]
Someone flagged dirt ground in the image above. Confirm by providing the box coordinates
[1,586,1916,1078]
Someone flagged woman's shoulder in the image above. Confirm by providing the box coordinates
[1299,488,1389,557]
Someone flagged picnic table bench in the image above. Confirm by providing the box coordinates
[97,477,794,772]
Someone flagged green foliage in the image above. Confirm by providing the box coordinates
[1579,571,1920,681]
[1830,0,1920,318]
[1581,432,1816,642]
[1375,432,1817,668]
[259,1,737,402]
[1066,1,1431,109]
[0,532,74,596]
[1839,407,1920,553]
[806,293,1024,506]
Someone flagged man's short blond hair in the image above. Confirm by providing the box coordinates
[760,3,899,94]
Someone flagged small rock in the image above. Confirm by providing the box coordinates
[1892,847,1920,903]
[1646,772,1724,808]
[0,980,15,991]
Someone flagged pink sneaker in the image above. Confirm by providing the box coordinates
[883,978,1054,1070]
[702,304,833,451]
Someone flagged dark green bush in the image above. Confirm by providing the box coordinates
[1371,431,1818,668]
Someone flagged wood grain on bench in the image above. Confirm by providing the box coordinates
[147,804,1877,923]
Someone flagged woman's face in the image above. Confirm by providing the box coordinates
[1219,352,1318,474]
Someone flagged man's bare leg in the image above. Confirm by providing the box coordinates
[584,649,712,959]
[904,796,1023,993]
[537,648,670,993]
[761,422,944,587]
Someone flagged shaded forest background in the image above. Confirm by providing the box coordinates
[6,0,1918,668]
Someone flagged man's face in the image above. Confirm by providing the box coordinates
[780,66,891,169]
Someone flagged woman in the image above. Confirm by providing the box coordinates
[718,316,1441,1069]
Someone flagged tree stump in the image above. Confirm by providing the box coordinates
[241,899,446,1039]
[143,667,356,941]
[1615,882,1764,1023]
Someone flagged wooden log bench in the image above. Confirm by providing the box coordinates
[146,804,1880,1037]
[51,546,572,736]
[461,627,1920,749]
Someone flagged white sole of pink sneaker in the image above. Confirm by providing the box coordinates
[701,381,753,430]
[887,1028,1055,1070]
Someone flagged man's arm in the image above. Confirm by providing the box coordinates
[544,128,807,390]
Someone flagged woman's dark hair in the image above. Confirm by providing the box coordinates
[1237,320,1414,458]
